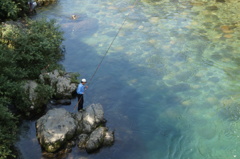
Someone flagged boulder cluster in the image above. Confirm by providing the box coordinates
[36,103,114,154]
[24,70,114,155]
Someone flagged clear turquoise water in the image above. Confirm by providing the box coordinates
[17,0,240,159]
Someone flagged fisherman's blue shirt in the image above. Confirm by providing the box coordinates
[76,83,85,94]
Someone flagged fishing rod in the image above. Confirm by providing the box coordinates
[74,0,139,111]
[88,0,139,85]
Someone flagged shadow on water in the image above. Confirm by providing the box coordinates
[16,34,184,159]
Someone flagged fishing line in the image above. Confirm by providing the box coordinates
[74,0,139,110]
[88,0,139,85]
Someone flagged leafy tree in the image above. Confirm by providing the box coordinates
[4,18,64,79]
[0,0,29,21]
[0,18,65,158]
[0,97,18,159]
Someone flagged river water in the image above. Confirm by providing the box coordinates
[16,0,240,159]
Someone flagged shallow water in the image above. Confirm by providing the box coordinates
[16,0,240,158]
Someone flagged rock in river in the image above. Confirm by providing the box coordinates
[36,103,114,154]
[36,108,77,152]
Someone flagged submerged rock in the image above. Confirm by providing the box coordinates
[206,6,218,11]
[77,134,89,149]
[216,0,225,2]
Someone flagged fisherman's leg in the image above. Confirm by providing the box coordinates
[77,94,83,111]
[77,94,82,110]
[81,95,84,109]
[79,95,84,110]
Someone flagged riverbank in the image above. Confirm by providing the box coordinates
[0,14,66,158]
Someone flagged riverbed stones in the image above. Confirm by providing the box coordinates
[36,103,114,153]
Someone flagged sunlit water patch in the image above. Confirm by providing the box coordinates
[16,0,240,158]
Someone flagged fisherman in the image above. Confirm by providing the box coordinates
[76,79,88,111]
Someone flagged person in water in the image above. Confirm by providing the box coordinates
[76,79,88,111]
[28,0,37,13]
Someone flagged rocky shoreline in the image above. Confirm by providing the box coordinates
[23,69,114,157]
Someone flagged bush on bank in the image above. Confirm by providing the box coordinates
[0,18,64,159]
[0,0,29,21]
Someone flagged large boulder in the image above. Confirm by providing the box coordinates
[85,127,107,153]
[81,103,105,133]
[21,80,52,118]
[36,108,77,152]
[76,104,114,152]
[39,70,78,99]
[77,127,114,153]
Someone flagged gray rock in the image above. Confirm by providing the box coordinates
[85,127,106,153]
[23,80,38,108]
[82,103,105,133]
[22,80,48,117]
[39,70,78,99]
[103,130,114,146]
[77,134,89,149]
[75,112,84,134]
[36,108,77,152]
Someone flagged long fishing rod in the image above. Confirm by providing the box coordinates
[74,0,139,111]
[88,0,139,85]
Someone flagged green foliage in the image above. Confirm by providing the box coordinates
[70,72,80,83]
[5,18,64,79]
[0,18,65,158]
[34,83,54,112]
[13,82,32,117]
[12,82,54,118]
[0,0,29,21]
[0,98,18,159]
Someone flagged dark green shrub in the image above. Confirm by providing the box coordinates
[0,98,18,159]
[70,72,80,83]
[0,0,29,21]
[0,18,65,158]
[34,83,54,113]
[5,18,64,79]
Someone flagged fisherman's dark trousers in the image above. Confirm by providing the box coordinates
[77,94,84,111]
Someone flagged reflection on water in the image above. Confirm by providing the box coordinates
[17,0,240,158]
